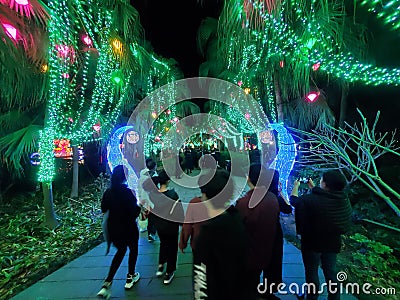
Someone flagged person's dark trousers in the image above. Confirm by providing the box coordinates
[244,269,262,300]
[147,212,157,237]
[158,230,179,273]
[301,245,339,300]
[263,226,284,294]
[106,238,139,282]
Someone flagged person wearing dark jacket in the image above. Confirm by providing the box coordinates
[194,169,247,300]
[261,169,293,299]
[235,164,280,299]
[290,170,352,300]
[97,165,141,299]
[144,169,184,285]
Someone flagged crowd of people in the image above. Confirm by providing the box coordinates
[97,155,352,300]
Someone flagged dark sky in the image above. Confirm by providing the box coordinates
[131,0,223,78]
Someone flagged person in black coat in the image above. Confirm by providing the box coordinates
[144,169,184,285]
[290,170,352,300]
[97,165,141,299]
[194,169,247,300]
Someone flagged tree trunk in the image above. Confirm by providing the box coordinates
[70,145,79,198]
[273,72,284,123]
[339,82,349,128]
[42,182,59,229]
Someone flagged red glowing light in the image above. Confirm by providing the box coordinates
[238,80,243,87]
[82,34,92,46]
[279,60,284,68]
[312,62,321,71]
[245,113,251,120]
[306,91,320,102]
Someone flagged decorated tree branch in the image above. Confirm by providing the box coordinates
[291,109,400,217]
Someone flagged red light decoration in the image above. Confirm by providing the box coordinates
[2,23,17,40]
[82,34,92,46]
[245,113,251,120]
[237,80,243,86]
[305,91,320,102]
[312,62,321,71]
[279,60,284,68]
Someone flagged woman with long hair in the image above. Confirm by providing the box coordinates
[97,165,141,299]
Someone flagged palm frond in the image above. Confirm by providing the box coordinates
[0,124,41,176]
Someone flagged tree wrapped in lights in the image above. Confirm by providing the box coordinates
[198,0,400,130]
[38,0,144,227]
[292,109,400,217]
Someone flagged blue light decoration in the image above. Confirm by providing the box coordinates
[30,152,41,166]
[268,123,297,199]
[106,125,139,194]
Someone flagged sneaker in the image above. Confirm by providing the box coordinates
[163,272,174,285]
[156,264,164,277]
[97,281,111,299]
[125,272,140,289]
[148,234,156,242]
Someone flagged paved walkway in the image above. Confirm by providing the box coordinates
[12,171,358,299]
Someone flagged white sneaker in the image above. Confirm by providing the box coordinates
[97,281,111,299]
[156,264,164,277]
[124,272,140,289]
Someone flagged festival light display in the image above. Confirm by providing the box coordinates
[38,0,137,182]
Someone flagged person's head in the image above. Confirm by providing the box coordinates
[199,169,233,210]
[145,158,156,171]
[111,165,127,187]
[320,170,347,192]
[269,169,280,195]
[154,169,170,187]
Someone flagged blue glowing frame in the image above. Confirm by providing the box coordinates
[106,125,139,194]
[269,123,297,199]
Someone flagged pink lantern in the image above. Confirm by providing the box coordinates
[2,23,17,40]
[82,34,92,46]
[245,113,251,120]
[312,62,321,71]
[15,0,29,4]
[237,80,243,87]
[305,91,320,102]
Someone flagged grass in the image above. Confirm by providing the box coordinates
[0,174,108,300]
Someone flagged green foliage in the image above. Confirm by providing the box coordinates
[338,233,400,300]
[0,175,109,300]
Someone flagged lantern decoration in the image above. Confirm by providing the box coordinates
[312,62,320,71]
[126,130,139,144]
[30,152,40,166]
[245,113,251,120]
[237,80,243,86]
[305,91,320,102]
[1,23,17,40]
[259,130,274,144]
[93,122,101,132]
[82,34,92,46]
[279,60,284,68]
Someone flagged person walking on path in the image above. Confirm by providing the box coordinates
[235,164,280,300]
[290,170,352,300]
[144,169,184,285]
[97,165,141,299]
[193,169,247,300]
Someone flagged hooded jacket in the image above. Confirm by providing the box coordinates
[149,188,184,235]
[290,187,352,252]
